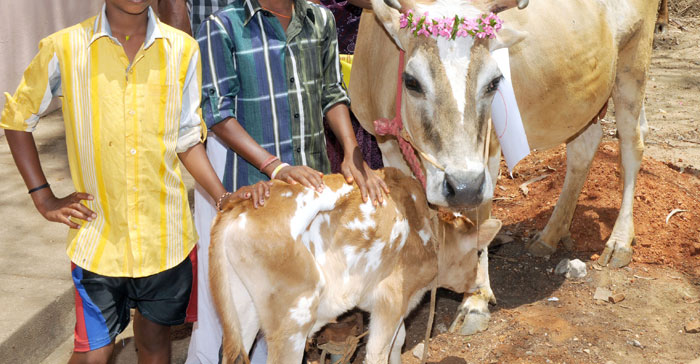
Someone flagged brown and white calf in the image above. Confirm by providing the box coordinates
[209,168,501,364]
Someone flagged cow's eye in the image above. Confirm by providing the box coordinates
[402,73,423,94]
[486,76,502,94]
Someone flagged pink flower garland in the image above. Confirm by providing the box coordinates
[399,10,503,40]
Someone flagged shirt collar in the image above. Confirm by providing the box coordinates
[242,0,314,27]
[89,4,164,48]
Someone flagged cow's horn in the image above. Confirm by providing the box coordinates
[473,0,529,13]
[383,0,401,11]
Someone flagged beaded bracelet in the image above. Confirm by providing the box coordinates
[259,156,279,172]
[216,191,232,211]
[270,163,290,180]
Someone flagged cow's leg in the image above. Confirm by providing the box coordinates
[527,122,603,256]
[598,27,650,268]
[388,322,405,364]
[451,136,500,335]
[365,313,404,364]
[365,280,406,364]
[451,245,495,334]
[656,0,669,34]
[264,291,320,364]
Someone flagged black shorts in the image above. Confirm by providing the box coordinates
[71,256,192,352]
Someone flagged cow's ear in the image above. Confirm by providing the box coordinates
[371,0,414,50]
[489,25,527,52]
[476,219,502,250]
[470,0,529,13]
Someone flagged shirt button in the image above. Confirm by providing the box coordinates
[294,113,299,118]
[290,77,295,83]
[296,147,301,153]
[130,149,136,155]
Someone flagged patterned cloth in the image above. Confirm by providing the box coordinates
[197,0,349,190]
[319,0,383,171]
[187,0,231,35]
[318,0,363,54]
[0,6,204,277]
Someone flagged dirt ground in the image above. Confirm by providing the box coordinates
[391,3,700,363]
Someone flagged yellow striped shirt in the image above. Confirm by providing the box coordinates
[1,6,205,277]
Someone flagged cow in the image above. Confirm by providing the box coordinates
[209,168,501,363]
[349,0,659,334]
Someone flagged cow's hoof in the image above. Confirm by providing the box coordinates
[655,22,667,34]
[526,234,556,257]
[598,245,633,268]
[450,292,492,335]
[459,310,491,335]
[561,235,575,251]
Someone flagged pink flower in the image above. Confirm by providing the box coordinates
[464,19,479,32]
[417,27,431,37]
[399,14,409,28]
[399,10,503,40]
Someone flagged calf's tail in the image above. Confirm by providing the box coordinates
[209,222,250,364]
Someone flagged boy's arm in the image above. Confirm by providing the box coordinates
[157,0,192,35]
[2,36,95,228]
[5,130,95,228]
[320,12,389,204]
[178,143,271,208]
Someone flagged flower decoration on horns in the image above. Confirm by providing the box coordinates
[399,10,503,40]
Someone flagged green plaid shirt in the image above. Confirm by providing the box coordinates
[198,0,350,190]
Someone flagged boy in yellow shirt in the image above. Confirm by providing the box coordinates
[1,0,268,362]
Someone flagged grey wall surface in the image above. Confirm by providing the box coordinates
[0,0,103,124]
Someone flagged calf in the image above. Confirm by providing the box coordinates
[209,168,501,364]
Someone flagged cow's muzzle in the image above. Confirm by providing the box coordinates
[442,168,487,207]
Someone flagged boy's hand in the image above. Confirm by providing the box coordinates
[274,165,325,193]
[230,181,273,208]
[35,192,96,229]
[341,147,389,205]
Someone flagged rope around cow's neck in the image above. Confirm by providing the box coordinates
[373,50,445,190]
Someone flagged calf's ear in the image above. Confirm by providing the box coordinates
[476,219,502,250]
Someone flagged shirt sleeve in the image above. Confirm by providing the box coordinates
[320,9,351,115]
[1,36,62,132]
[197,15,240,128]
[176,48,206,153]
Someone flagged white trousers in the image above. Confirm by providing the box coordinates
[185,136,267,364]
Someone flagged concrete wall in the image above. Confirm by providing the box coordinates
[0,0,103,121]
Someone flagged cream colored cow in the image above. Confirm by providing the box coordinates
[350,0,659,334]
[210,168,501,364]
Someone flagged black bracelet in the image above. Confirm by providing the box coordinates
[28,182,50,194]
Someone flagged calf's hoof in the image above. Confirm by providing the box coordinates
[526,233,557,257]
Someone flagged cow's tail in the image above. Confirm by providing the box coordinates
[209,218,250,364]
